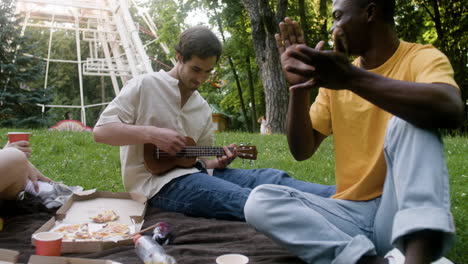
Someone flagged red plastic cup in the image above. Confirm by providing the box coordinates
[7,132,31,143]
[33,232,63,256]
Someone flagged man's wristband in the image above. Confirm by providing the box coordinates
[196,159,207,169]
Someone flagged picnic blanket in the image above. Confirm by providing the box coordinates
[0,196,305,264]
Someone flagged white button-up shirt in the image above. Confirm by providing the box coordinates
[96,70,214,198]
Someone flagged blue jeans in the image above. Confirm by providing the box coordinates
[244,117,455,264]
[150,167,335,221]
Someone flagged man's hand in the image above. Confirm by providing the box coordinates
[149,127,187,156]
[276,18,354,91]
[276,17,313,87]
[285,45,353,90]
[4,140,31,158]
[204,143,237,169]
[27,162,52,192]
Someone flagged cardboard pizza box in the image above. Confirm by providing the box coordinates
[28,255,122,264]
[32,190,147,253]
[0,249,19,264]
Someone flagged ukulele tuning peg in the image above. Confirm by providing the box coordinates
[249,160,254,164]
[242,159,245,164]
[247,142,252,146]
[240,142,244,146]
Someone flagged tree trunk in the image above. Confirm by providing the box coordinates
[242,0,289,134]
[216,17,251,132]
[298,0,311,44]
[319,0,329,41]
[246,56,258,132]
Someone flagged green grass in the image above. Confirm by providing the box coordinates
[1,129,466,262]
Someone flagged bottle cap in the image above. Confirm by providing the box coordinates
[133,234,142,243]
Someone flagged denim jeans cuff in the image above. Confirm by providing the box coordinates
[392,207,456,259]
[332,235,376,264]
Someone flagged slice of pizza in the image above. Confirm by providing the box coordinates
[103,222,130,236]
[91,223,129,240]
[90,210,119,223]
[53,223,89,241]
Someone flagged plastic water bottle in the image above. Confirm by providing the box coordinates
[133,234,177,264]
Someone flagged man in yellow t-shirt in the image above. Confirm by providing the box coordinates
[244,0,464,264]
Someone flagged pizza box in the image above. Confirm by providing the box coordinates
[28,255,122,264]
[0,249,19,264]
[32,190,147,253]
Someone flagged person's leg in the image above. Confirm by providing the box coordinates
[245,184,380,264]
[150,172,251,220]
[213,168,336,197]
[0,148,29,200]
[373,117,455,261]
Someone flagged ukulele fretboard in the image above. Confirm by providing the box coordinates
[153,147,235,158]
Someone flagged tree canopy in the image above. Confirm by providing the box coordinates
[2,0,466,132]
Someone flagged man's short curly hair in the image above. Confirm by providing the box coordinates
[175,26,222,63]
[360,0,396,24]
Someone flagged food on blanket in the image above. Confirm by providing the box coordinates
[54,223,88,233]
[90,210,119,223]
[53,223,89,241]
[52,222,130,241]
[97,222,130,237]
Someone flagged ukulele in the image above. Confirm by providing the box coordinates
[143,137,258,175]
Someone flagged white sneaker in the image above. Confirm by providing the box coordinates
[385,248,454,264]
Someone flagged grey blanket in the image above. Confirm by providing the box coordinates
[0,198,305,264]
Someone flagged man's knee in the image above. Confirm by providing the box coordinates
[0,148,29,199]
[245,185,282,228]
[0,147,28,166]
[0,148,29,177]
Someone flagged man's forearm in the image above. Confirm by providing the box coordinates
[348,67,464,129]
[287,89,323,161]
[93,123,152,146]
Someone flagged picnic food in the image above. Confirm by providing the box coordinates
[90,210,119,223]
[52,222,130,241]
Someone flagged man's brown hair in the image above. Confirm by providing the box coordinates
[175,26,222,63]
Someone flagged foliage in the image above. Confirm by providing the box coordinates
[4,0,466,133]
[0,128,465,262]
[395,0,468,132]
[0,0,54,128]
[137,0,187,71]
[19,23,118,127]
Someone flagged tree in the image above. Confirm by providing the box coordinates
[0,0,53,128]
[396,0,468,132]
[242,0,289,133]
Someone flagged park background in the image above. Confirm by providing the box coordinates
[0,0,466,263]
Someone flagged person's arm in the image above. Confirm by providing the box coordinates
[286,48,463,129]
[276,17,327,160]
[278,17,463,129]
[347,70,463,129]
[282,38,463,129]
[287,88,327,161]
[3,141,31,158]
[93,122,187,156]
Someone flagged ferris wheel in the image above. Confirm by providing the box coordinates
[14,0,175,125]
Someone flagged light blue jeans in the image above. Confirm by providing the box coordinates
[150,167,336,221]
[244,117,455,264]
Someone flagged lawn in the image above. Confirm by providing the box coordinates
[1,129,466,262]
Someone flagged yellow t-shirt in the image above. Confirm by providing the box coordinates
[310,41,459,201]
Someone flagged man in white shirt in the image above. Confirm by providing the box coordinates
[93,26,335,220]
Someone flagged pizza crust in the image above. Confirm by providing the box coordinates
[90,210,119,223]
[52,222,130,241]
